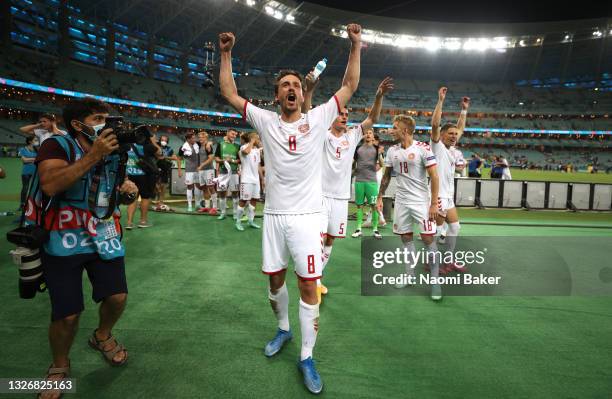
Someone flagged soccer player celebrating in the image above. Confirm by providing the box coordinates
[219,22,361,394]
[180,132,200,212]
[431,88,470,272]
[235,132,263,230]
[377,115,441,300]
[214,129,240,220]
[303,75,393,302]
[196,131,218,215]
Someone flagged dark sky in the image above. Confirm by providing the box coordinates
[305,0,612,23]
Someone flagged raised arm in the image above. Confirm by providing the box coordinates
[426,166,439,221]
[334,24,362,108]
[301,71,319,113]
[218,32,247,113]
[19,123,41,135]
[361,77,394,131]
[431,87,447,143]
[455,96,471,142]
[241,141,254,156]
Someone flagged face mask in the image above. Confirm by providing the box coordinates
[160,141,168,147]
[78,121,105,141]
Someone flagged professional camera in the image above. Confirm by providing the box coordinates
[103,116,152,146]
[7,226,48,299]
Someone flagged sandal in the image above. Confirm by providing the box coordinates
[37,362,70,399]
[88,329,128,366]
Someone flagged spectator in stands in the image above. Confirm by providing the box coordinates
[19,113,66,144]
[18,136,37,209]
[125,134,163,229]
[468,154,482,178]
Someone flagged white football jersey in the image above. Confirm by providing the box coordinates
[244,97,340,214]
[239,145,261,184]
[34,128,67,144]
[385,141,437,205]
[430,140,455,199]
[322,125,363,200]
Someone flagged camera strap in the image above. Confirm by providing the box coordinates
[88,152,128,220]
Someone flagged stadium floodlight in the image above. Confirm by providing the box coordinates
[442,39,462,51]
[396,35,419,48]
[424,37,442,52]
[463,38,490,51]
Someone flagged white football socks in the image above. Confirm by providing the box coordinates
[268,283,290,332]
[299,299,319,361]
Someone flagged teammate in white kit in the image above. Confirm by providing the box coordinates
[180,133,200,212]
[377,115,442,301]
[219,23,361,394]
[302,75,394,302]
[235,132,263,231]
[196,131,217,215]
[431,87,470,272]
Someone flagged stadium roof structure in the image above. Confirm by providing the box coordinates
[60,0,612,81]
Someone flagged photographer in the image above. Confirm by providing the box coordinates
[33,98,136,394]
[125,133,162,228]
[155,134,178,211]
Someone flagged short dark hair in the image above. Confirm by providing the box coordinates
[39,113,56,122]
[441,123,458,134]
[274,70,303,95]
[63,98,112,137]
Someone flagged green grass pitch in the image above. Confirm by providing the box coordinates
[1,157,611,398]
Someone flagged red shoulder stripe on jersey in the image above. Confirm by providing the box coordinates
[242,100,249,121]
[333,95,341,115]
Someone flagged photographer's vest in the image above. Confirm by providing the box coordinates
[126,144,145,176]
[24,135,125,259]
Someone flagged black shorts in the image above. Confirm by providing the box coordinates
[158,167,171,184]
[129,174,156,199]
[41,251,127,321]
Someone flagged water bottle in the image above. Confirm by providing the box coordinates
[312,58,327,80]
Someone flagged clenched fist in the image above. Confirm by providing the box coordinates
[346,23,361,44]
[438,87,447,102]
[218,32,235,52]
